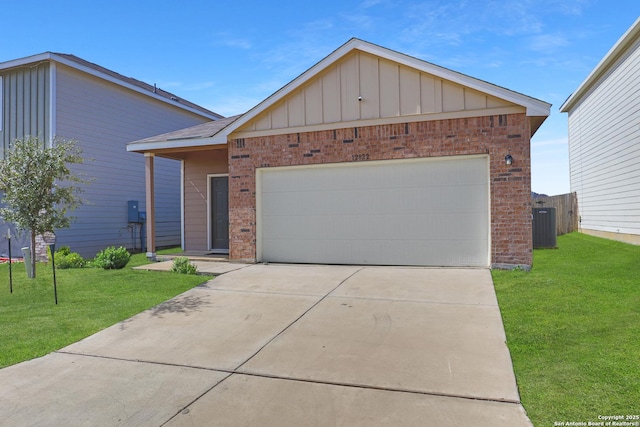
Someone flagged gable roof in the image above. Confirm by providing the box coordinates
[0,52,223,120]
[560,17,640,113]
[232,38,550,133]
[128,38,550,152]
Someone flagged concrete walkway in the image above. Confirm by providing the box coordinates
[133,259,251,275]
[0,264,532,426]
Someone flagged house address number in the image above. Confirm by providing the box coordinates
[352,153,370,161]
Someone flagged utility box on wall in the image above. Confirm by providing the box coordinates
[128,201,140,223]
[532,207,557,249]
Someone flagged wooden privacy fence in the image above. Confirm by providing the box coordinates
[532,192,579,236]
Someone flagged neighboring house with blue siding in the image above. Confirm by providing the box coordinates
[560,18,640,246]
[0,52,222,258]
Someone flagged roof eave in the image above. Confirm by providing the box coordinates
[48,54,222,120]
[127,135,227,152]
[560,17,640,113]
[0,52,221,121]
[0,52,56,70]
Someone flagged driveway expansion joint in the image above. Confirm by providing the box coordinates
[202,287,331,298]
[232,266,366,371]
[325,294,498,307]
[230,371,523,405]
[54,351,521,407]
[54,350,232,373]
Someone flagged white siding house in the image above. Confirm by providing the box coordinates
[0,53,222,258]
[560,18,640,245]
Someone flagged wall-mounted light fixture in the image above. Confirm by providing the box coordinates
[505,154,513,165]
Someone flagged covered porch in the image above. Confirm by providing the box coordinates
[127,117,239,260]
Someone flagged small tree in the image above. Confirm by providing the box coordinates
[0,137,87,278]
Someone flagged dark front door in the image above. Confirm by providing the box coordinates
[210,176,229,251]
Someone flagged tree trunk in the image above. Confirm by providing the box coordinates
[30,231,37,279]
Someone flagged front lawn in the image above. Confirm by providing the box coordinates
[492,233,640,426]
[0,251,207,368]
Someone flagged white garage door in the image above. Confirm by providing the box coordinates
[257,155,489,267]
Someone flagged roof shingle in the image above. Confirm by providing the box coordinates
[128,115,242,145]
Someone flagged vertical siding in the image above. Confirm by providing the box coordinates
[304,79,323,125]
[340,54,360,121]
[359,53,380,119]
[568,38,640,236]
[378,58,400,117]
[183,149,228,251]
[0,64,50,255]
[322,65,341,123]
[52,64,212,257]
[245,50,513,132]
[1,62,50,155]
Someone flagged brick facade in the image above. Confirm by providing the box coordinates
[229,113,532,268]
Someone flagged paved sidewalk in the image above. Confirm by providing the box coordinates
[0,264,532,426]
[133,259,251,275]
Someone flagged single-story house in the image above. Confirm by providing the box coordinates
[0,52,222,258]
[128,38,551,269]
[560,17,640,246]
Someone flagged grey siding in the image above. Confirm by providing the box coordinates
[0,63,50,255]
[0,217,30,257]
[0,62,50,155]
[52,64,209,257]
[568,37,640,236]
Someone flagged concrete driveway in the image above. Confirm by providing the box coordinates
[0,264,532,426]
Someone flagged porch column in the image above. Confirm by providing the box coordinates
[145,152,156,260]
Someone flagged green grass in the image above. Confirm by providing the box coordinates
[492,233,640,426]
[0,251,208,368]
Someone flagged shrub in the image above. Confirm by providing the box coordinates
[56,251,85,269]
[94,246,131,270]
[56,246,71,256]
[170,257,198,275]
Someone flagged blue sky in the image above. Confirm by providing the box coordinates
[2,1,638,195]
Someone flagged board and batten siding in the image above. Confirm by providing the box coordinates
[242,50,514,134]
[0,62,50,155]
[567,37,640,238]
[0,64,51,255]
[52,64,211,257]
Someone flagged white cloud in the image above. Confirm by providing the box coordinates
[557,0,591,16]
[360,0,384,7]
[213,33,253,50]
[208,96,263,117]
[528,34,570,52]
[223,39,253,50]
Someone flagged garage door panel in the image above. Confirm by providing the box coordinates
[258,156,489,267]
[262,159,485,194]
[262,236,487,266]
[264,186,486,216]
[262,211,488,242]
